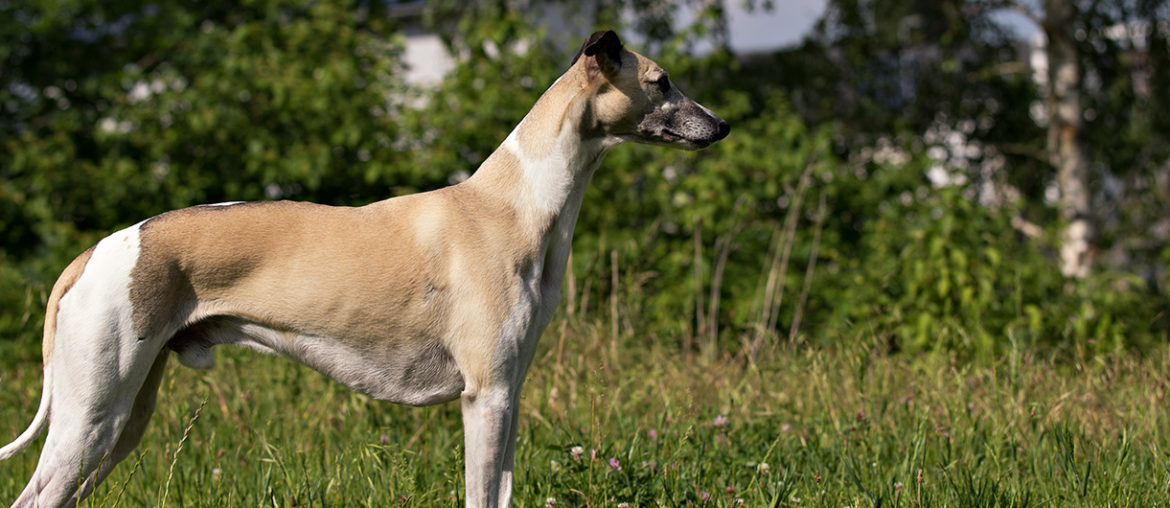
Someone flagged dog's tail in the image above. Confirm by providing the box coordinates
[0,363,52,460]
[0,247,93,461]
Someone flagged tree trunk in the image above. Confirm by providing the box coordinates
[1043,0,1093,278]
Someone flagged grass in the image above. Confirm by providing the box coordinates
[1,320,1168,507]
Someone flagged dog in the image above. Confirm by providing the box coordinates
[0,30,728,508]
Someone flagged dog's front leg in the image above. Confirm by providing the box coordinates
[461,384,519,508]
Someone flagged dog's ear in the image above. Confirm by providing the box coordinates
[570,30,623,80]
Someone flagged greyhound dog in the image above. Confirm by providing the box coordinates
[0,30,728,507]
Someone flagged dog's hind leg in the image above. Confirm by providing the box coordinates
[9,338,167,508]
[11,224,174,508]
[10,345,169,508]
[90,352,170,491]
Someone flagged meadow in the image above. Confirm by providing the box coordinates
[2,317,1167,507]
[3,3,1169,506]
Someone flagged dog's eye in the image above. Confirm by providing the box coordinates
[655,76,671,93]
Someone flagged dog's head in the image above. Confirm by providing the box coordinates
[570,30,730,150]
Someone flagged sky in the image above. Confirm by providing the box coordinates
[723,0,828,53]
[402,0,1040,85]
[404,0,831,84]
[720,0,1039,52]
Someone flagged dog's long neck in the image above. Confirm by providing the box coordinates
[464,69,613,277]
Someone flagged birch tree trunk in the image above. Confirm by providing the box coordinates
[1043,0,1094,278]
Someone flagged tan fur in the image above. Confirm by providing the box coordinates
[124,48,680,394]
[514,72,588,159]
[41,246,95,365]
[589,51,667,135]
[516,50,662,158]
[128,175,541,392]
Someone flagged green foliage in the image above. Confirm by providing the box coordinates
[575,92,1165,355]
[1,0,411,341]
[826,163,1158,355]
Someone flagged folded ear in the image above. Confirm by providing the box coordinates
[570,30,623,80]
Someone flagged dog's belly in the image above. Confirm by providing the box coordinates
[171,316,465,406]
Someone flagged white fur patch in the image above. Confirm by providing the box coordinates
[45,222,151,435]
[55,223,144,369]
[505,127,600,216]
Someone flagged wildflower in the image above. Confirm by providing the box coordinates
[379,434,390,445]
[550,460,562,473]
[648,428,658,441]
[894,481,904,495]
[211,467,222,481]
[856,408,866,422]
[545,497,557,507]
[617,503,630,508]
[780,423,791,433]
[713,415,728,426]
[699,490,710,501]
[570,446,584,461]
[98,117,118,134]
[735,499,744,505]
[790,495,801,503]
[757,462,771,475]
[608,457,622,472]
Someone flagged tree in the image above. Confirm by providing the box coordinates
[1041,0,1093,277]
[1007,0,1170,279]
[739,0,1170,283]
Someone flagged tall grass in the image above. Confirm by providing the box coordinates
[2,316,1168,506]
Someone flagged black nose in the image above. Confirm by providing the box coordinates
[715,119,730,140]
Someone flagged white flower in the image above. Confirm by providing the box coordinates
[98,117,118,134]
[127,81,151,103]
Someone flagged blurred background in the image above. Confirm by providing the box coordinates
[1,0,1167,358]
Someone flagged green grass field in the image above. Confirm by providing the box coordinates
[1,322,1168,507]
